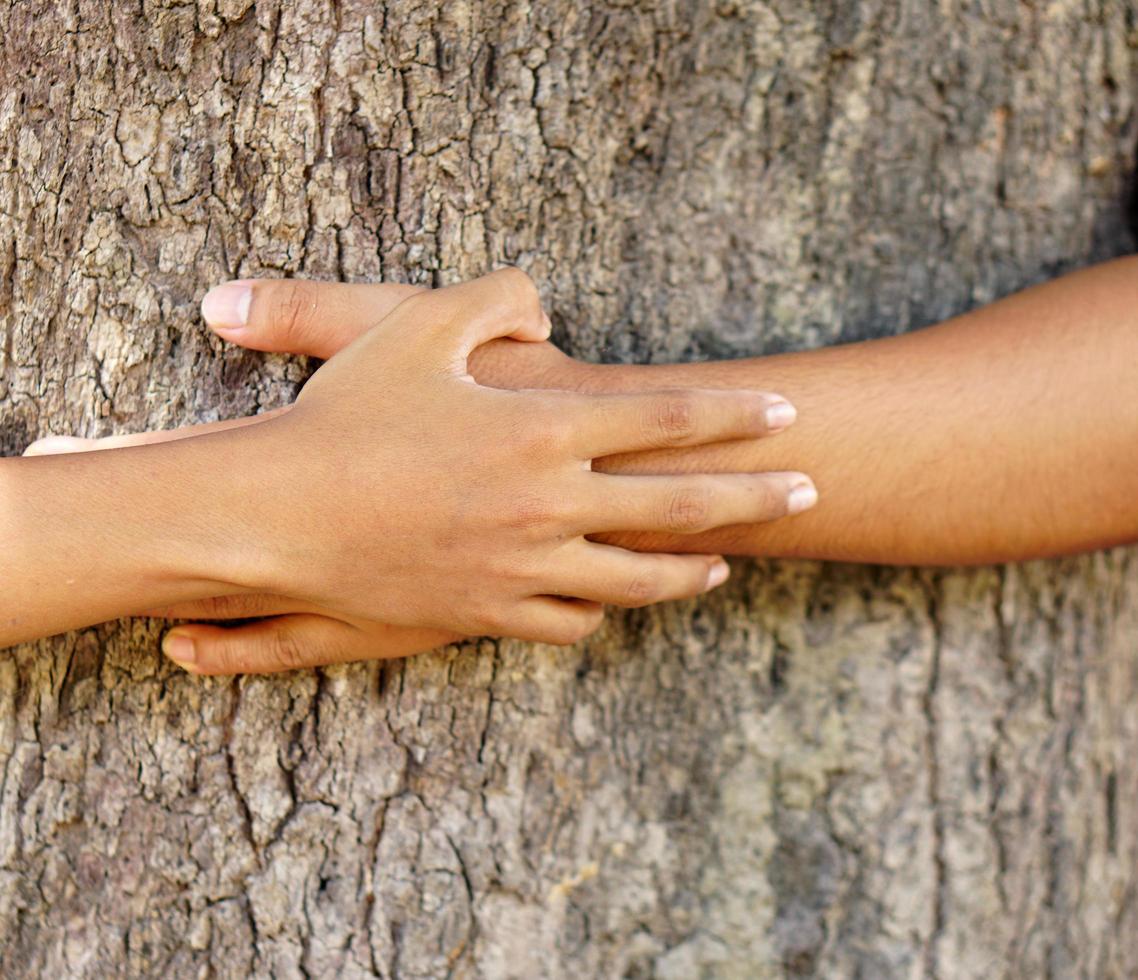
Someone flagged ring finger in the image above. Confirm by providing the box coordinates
[579,471,818,536]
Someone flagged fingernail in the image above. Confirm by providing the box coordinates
[787,480,819,515]
[765,399,797,431]
[162,631,198,670]
[706,560,730,590]
[541,310,553,338]
[201,281,252,330]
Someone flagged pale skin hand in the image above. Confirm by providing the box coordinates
[8,269,816,669]
[48,257,1138,673]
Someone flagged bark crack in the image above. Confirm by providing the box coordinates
[920,577,947,980]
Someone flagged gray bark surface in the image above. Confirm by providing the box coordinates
[2,1,1138,977]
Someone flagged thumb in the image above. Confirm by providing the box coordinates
[202,279,427,359]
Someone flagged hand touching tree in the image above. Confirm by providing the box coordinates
[25,271,813,672]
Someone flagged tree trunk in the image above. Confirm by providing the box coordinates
[3,1,1138,977]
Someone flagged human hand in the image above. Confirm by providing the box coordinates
[31,417,466,673]
[25,278,466,673]
[31,271,815,671]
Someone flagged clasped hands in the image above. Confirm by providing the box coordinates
[28,269,817,674]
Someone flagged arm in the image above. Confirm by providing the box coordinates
[31,261,1135,672]
[0,433,265,645]
[4,270,808,651]
[473,256,1138,565]
[58,261,1135,569]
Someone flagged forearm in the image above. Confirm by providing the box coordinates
[0,433,264,646]
[477,257,1138,565]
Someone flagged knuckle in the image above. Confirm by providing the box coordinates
[198,594,265,619]
[401,291,456,344]
[650,393,698,444]
[196,643,242,677]
[270,279,318,341]
[751,480,782,517]
[493,265,538,301]
[269,628,311,672]
[542,409,576,446]
[505,492,565,533]
[185,596,232,619]
[735,477,781,520]
[621,574,661,607]
[664,485,713,532]
[520,412,573,457]
[492,266,542,321]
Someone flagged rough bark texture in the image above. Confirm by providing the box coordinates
[2,1,1138,977]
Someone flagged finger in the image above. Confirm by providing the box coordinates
[201,278,427,358]
[22,408,290,456]
[551,545,730,607]
[562,388,797,458]
[493,598,606,647]
[408,267,551,366]
[141,592,307,620]
[581,472,818,535]
[162,615,459,675]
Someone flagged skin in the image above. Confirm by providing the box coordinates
[29,257,1138,672]
[3,269,816,664]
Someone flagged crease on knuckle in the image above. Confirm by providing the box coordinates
[745,479,782,520]
[196,642,240,677]
[270,628,311,672]
[665,485,712,533]
[622,574,661,607]
[506,492,563,533]
[271,280,316,342]
[200,594,266,620]
[650,393,698,445]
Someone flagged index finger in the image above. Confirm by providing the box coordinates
[407,267,551,370]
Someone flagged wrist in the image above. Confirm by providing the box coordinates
[0,436,270,645]
[142,426,284,597]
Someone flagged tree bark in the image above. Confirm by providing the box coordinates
[2,1,1138,977]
